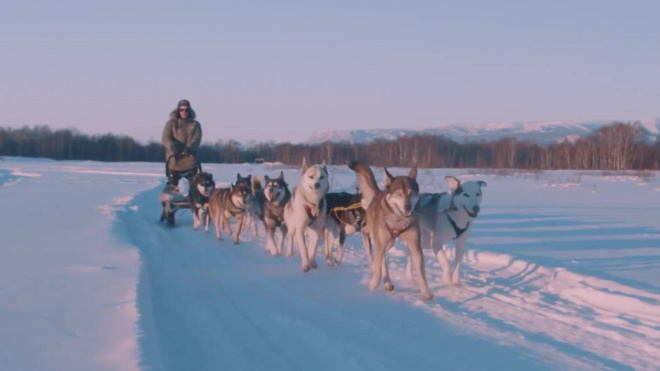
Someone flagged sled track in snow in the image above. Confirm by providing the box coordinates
[118,185,659,370]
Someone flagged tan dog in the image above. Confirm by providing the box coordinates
[349,161,433,301]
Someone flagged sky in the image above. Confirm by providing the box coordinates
[2,0,660,145]
[1,158,659,369]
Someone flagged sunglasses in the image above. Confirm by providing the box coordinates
[179,108,189,113]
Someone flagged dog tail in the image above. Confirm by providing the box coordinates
[252,176,262,193]
[347,161,379,210]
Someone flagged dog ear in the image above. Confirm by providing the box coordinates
[445,176,461,192]
[383,168,394,189]
[264,175,270,183]
[408,165,417,180]
[478,180,487,188]
[302,157,309,173]
[279,171,284,180]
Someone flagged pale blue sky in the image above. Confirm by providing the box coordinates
[2,0,659,144]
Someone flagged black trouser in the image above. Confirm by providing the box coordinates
[167,168,198,186]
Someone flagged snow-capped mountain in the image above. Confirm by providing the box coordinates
[306,119,660,145]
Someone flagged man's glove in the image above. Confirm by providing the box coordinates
[171,141,184,153]
[171,142,185,159]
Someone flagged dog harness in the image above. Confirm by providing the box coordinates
[330,202,364,228]
[447,214,470,240]
[376,192,415,238]
[191,191,209,207]
[304,197,325,225]
[385,221,414,238]
[444,193,470,239]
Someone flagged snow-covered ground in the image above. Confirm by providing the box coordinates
[1,158,659,370]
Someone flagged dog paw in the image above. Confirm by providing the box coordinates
[302,264,310,272]
[384,282,395,291]
[421,292,434,301]
[310,260,318,269]
[234,241,240,245]
[369,280,379,291]
[285,252,293,258]
[326,258,334,267]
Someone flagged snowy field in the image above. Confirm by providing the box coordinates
[1,157,659,370]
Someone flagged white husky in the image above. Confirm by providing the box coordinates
[283,158,330,272]
[411,176,487,286]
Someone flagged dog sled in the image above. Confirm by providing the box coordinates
[159,184,191,226]
[158,154,203,227]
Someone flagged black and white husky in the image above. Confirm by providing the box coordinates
[413,176,487,286]
[242,177,264,237]
[188,171,215,230]
[323,191,367,266]
[260,171,291,255]
[283,158,330,272]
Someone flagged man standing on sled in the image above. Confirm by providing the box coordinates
[162,99,202,186]
[159,99,203,226]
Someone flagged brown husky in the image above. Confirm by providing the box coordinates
[349,161,433,301]
[207,177,250,244]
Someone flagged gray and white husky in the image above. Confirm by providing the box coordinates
[413,176,487,286]
[283,158,330,272]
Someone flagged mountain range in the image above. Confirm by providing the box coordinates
[305,118,660,145]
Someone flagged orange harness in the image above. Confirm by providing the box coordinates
[330,202,363,226]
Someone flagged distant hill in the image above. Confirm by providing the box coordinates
[305,119,660,145]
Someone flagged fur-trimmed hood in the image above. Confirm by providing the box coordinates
[170,108,197,121]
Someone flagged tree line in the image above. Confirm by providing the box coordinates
[1,123,659,170]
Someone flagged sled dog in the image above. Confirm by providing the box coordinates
[323,191,368,266]
[283,158,330,271]
[208,176,250,244]
[261,171,291,255]
[412,176,486,286]
[230,173,256,234]
[349,161,432,301]
[242,177,264,237]
[188,171,216,231]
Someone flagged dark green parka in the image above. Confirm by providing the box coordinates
[162,108,202,172]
